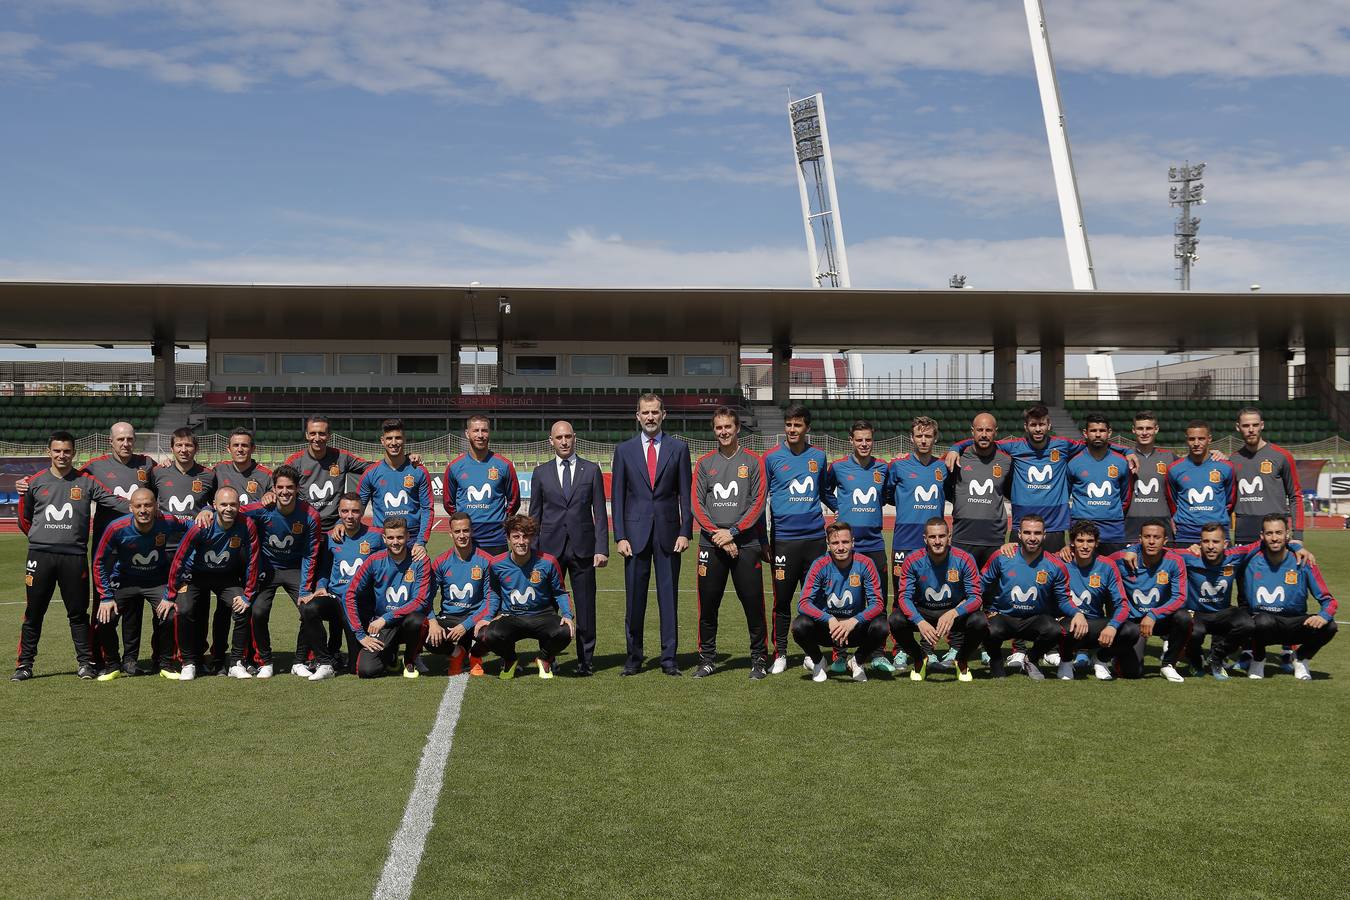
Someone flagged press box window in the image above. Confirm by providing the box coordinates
[570,355,614,376]
[515,355,558,376]
[627,356,670,376]
[683,356,726,377]
[220,353,267,375]
[396,355,439,375]
[280,353,326,375]
[337,354,382,375]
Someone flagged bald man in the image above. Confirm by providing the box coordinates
[945,413,1014,570]
[529,421,609,675]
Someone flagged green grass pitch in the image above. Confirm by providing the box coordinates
[1,532,1347,899]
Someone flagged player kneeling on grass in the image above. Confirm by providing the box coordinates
[1243,514,1337,680]
[426,513,495,675]
[1111,520,1190,682]
[976,514,1066,680]
[479,515,575,680]
[92,488,189,681]
[890,517,985,682]
[343,517,433,679]
[792,521,887,683]
[1056,521,1137,681]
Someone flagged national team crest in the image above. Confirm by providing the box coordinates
[329,465,341,477]
[487,467,500,481]
[773,569,784,581]
[808,459,818,473]
[247,480,259,493]
[873,470,884,483]
[24,575,33,587]
[992,464,1003,478]
[403,474,415,489]
[1260,460,1274,474]
[1209,470,1221,483]
[359,541,371,554]
[948,568,960,583]
[1156,462,1167,475]
[192,480,203,493]
[1157,571,1169,585]
[69,487,82,501]
[137,469,148,482]
[229,536,241,549]
[849,573,861,587]
[1089,574,1102,588]
[404,569,416,583]
[530,570,542,584]
[698,564,707,577]
[1285,570,1299,585]
[471,565,482,580]
[1107,465,1119,478]
[155,534,166,546]
[1036,571,1048,584]
[1222,566,1234,577]
[291,522,303,534]
[934,468,944,481]
[738,465,749,478]
[1049,450,1061,463]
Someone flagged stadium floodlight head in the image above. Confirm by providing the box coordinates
[788,92,851,289]
[497,295,511,315]
[949,274,968,289]
[1168,160,1206,290]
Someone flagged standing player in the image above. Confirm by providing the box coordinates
[947,412,1013,570]
[822,420,891,598]
[975,514,1067,680]
[1229,407,1304,543]
[344,517,433,679]
[426,513,495,674]
[792,522,887,683]
[213,428,273,505]
[12,431,127,681]
[308,492,385,675]
[240,465,323,679]
[443,414,519,555]
[283,416,372,529]
[887,416,948,597]
[358,419,433,556]
[1057,522,1136,681]
[1243,514,1337,680]
[1165,421,1236,545]
[92,489,189,680]
[1179,523,1258,679]
[165,485,261,681]
[891,518,986,682]
[152,427,216,521]
[478,515,574,680]
[1114,519,1191,681]
[763,404,833,674]
[1067,414,1133,554]
[1125,412,1177,542]
[690,407,769,680]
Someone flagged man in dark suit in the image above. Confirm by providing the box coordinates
[529,420,609,676]
[611,393,693,676]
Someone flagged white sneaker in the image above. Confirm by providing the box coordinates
[847,657,867,683]
[811,657,828,683]
[228,663,252,679]
[1006,651,1027,671]
[308,664,336,681]
[1043,651,1062,667]
[769,655,787,675]
[1248,659,1266,679]
[255,664,274,679]
[1160,664,1185,683]
[802,655,818,673]
[1093,662,1114,681]
[290,663,313,678]
[178,664,196,682]
[1293,658,1311,681]
[1057,660,1073,680]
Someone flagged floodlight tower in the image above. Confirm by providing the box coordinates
[1169,162,1205,290]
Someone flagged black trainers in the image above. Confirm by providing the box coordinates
[121,660,140,677]
[748,661,768,680]
[77,664,97,680]
[691,663,715,678]
[10,667,33,682]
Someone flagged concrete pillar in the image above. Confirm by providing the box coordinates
[448,340,461,396]
[992,336,1017,404]
[1258,344,1289,405]
[771,344,793,403]
[1302,329,1334,402]
[1039,323,1065,407]
[152,339,176,403]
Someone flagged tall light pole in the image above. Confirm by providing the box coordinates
[1169,162,1205,290]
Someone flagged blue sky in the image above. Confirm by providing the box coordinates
[3,0,1349,302]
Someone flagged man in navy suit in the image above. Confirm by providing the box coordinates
[529,420,609,676]
[611,393,693,675]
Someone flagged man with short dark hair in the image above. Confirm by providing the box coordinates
[344,517,433,679]
[1067,414,1133,555]
[793,521,887,683]
[822,420,890,597]
[427,512,495,675]
[891,517,986,682]
[976,514,1067,680]
[1179,522,1258,679]
[283,416,372,529]
[478,515,574,680]
[1057,521,1137,681]
[1165,421,1236,545]
[1229,407,1304,544]
[358,419,434,556]
[444,414,520,556]
[1243,514,1337,680]
[1113,519,1191,681]
[308,492,384,677]
[1124,411,1177,542]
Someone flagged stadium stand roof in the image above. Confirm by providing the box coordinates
[0,281,1347,349]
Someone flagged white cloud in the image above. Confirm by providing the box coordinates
[0,30,42,77]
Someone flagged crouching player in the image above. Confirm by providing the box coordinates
[307,492,384,677]
[427,513,495,675]
[1179,523,1258,679]
[1113,520,1191,681]
[792,521,887,683]
[1057,521,1137,681]
[165,486,261,681]
[976,514,1067,680]
[479,515,574,680]
[344,517,433,679]
[890,517,985,682]
[1244,514,1338,680]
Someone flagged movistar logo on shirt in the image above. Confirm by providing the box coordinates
[167,495,196,512]
[508,587,536,607]
[113,485,136,500]
[1199,579,1229,598]
[1132,587,1160,606]
[1072,589,1091,607]
[1186,486,1215,505]
[384,585,409,605]
[968,478,994,496]
[712,481,738,500]
[338,559,361,578]
[852,486,878,506]
[465,483,492,503]
[826,590,853,610]
[444,583,475,601]
[913,484,940,503]
[383,490,411,508]
[268,534,294,551]
[1027,464,1053,483]
[309,482,336,501]
[1254,586,1285,606]
[132,550,159,566]
[1085,481,1114,498]
[923,585,951,604]
[204,549,230,566]
[1135,479,1160,496]
[1010,586,1039,605]
[788,476,815,495]
[44,502,74,522]
[1238,476,1263,495]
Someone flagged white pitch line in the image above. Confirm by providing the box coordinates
[373,673,469,900]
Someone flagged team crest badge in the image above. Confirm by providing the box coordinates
[329,465,341,477]
[992,464,1003,478]
[229,536,241,549]
[738,465,749,478]
[530,570,542,584]
[24,575,32,587]
[404,569,416,583]
[1260,460,1274,474]
[1089,574,1102,588]
[948,568,960,583]
[155,534,166,547]
[1209,470,1221,483]
[1050,450,1061,463]
[892,564,902,576]
[471,565,482,580]
[137,470,148,482]
[291,522,303,534]
[774,569,784,581]
[808,459,818,473]
[698,564,707,577]
[192,480,203,493]
[1107,465,1119,478]
[1157,571,1169,585]
[360,541,371,555]
[1156,462,1167,475]
[873,470,884,483]
[1036,571,1048,584]
[934,468,944,481]
[1285,570,1299,585]
[247,481,259,493]
[403,474,415,489]
[178,584,188,594]
[69,487,82,501]
[849,573,861,587]
[1222,566,1234,577]
[488,467,499,481]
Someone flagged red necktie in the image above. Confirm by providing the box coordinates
[646,438,658,487]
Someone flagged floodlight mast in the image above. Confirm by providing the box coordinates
[789,93,851,289]
[1169,162,1205,290]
